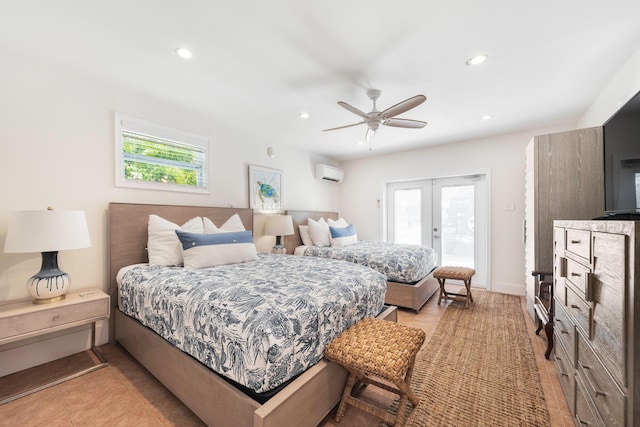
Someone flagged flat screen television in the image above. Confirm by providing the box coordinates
[603,89,640,217]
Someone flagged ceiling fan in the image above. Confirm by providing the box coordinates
[323,89,427,149]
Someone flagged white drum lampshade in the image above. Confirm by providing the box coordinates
[264,215,294,254]
[4,208,91,304]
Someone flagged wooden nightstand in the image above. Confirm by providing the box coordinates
[0,287,110,404]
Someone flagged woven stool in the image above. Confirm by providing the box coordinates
[434,266,476,308]
[324,318,425,427]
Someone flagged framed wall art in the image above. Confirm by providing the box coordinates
[249,164,282,212]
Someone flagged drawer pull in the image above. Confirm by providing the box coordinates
[571,272,581,277]
[570,304,581,311]
[585,273,594,302]
[577,416,590,426]
[560,329,569,334]
[571,240,581,244]
[581,364,608,398]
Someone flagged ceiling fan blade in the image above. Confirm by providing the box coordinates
[384,118,427,129]
[322,121,365,132]
[380,95,426,119]
[338,101,370,119]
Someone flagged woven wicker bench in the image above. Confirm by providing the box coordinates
[324,318,425,426]
[434,266,476,308]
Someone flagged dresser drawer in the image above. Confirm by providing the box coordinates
[565,228,591,262]
[554,278,567,307]
[577,333,625,427]
[554,337,575,414]
[565,257,592,299]
[566,287,592,338]
[554,303,575,368]
[575,375,605,427]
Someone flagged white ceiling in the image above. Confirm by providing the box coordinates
[2,1,639,160]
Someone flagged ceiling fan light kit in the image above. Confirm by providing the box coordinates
[323,89,427,150]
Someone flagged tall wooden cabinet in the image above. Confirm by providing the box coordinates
[553,220,640,426]
[524,127,604,319]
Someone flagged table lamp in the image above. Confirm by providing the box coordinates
[4,208,91,304]
[264,215,294,254]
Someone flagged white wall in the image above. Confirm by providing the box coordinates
[0,48,339,375]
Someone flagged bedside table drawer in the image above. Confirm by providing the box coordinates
[0,289,110,344]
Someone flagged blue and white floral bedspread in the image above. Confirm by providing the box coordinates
[118,253,386,394]
[303,241,437,284]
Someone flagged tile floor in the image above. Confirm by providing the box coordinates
[0,289,572,426]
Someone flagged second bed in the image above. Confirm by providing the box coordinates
[285,210,440,312]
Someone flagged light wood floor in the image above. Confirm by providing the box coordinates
[0,288,572,426]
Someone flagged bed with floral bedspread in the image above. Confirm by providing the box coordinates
[299,240,437,284]
[117,252,386,394]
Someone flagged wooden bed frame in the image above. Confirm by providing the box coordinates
[108,202,396,427]
[285,210,439,313]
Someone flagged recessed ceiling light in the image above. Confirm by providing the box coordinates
[356,141,364,146]
[466,54,487,66]
[481,114,493,121]
[299,112,309,119]
[175,48,193,59]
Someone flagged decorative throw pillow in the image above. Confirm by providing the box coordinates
[298,225,314,246]
[308,217,331,247]
[330,224,358,246]
[327,217,348,228]
[175,230,258,268]
[148,215,204,266]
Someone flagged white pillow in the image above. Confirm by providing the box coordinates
[220,213,246,231]
[203,214,246,233]
[148,215,203,266]
[308,217,331,247]
[328,217,348,228]
[176,230,258,268]
[330,224,358,247]
[203,217,219,233]
[298,225,314,246]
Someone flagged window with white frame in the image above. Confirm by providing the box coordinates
[115,113,210,193]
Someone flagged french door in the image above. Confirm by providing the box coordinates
[387,174,487,288]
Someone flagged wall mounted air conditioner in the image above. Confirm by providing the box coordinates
[316,164,344,183]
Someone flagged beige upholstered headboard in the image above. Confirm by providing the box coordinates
[284,210,339,254]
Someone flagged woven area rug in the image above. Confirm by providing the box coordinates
[392,292,551,426]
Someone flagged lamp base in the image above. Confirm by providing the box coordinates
[28,251,71,304]
[33,295,66,305]
[271,245,286,254]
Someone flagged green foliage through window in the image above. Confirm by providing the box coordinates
[122,131,205,188]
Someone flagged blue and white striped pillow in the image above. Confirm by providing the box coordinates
[329,224,358,247]
[175,230,258,269]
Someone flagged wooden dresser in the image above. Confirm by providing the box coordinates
[553,220,639,426]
